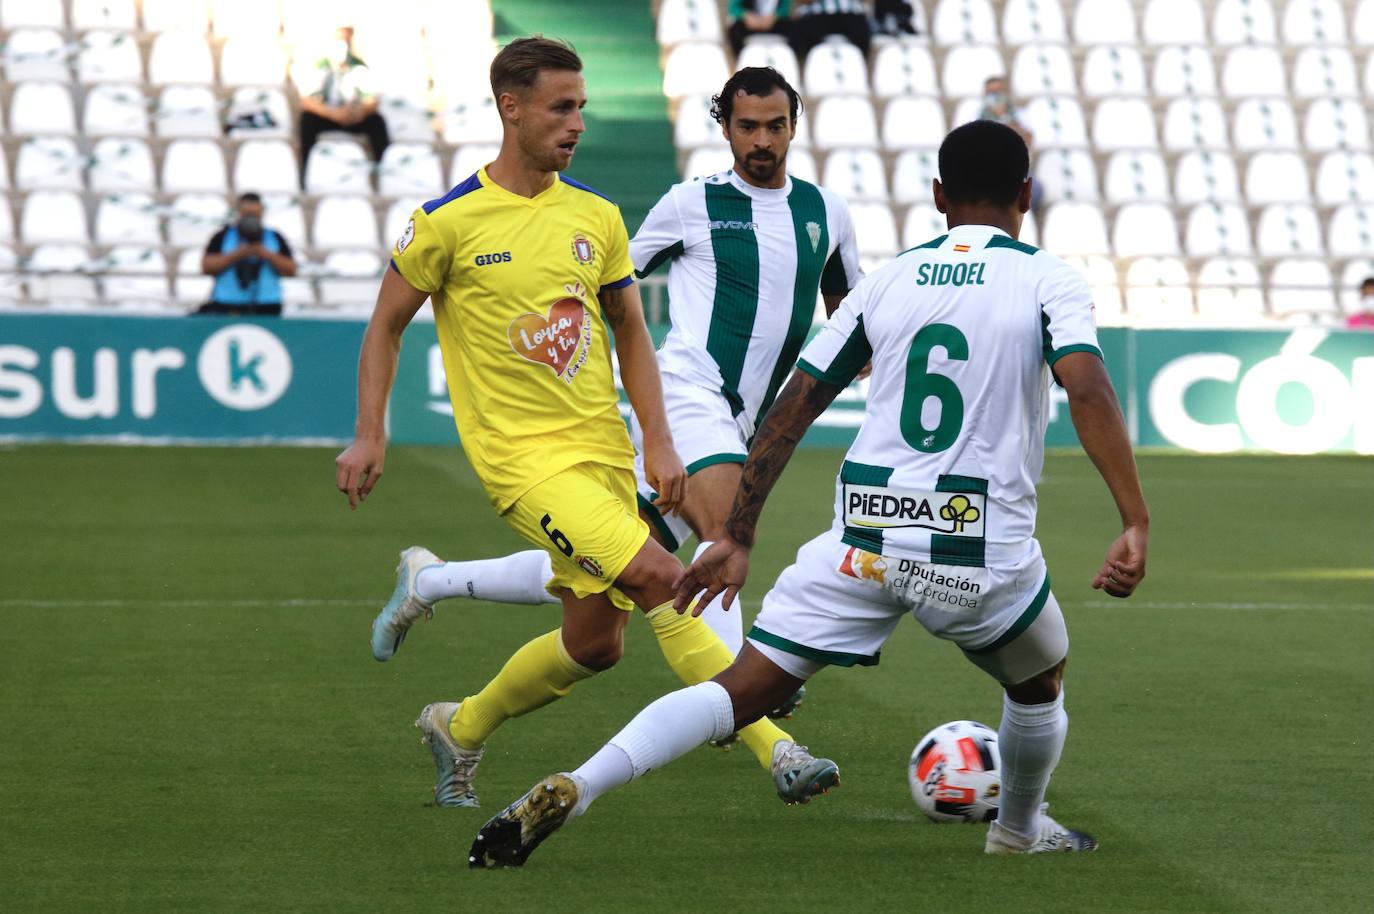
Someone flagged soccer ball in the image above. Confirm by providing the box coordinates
[908,720,1001,824]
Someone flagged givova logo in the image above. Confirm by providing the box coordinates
[197,325,292,410]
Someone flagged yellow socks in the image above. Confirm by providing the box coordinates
[449,629,595,750]
[645,604,793,770]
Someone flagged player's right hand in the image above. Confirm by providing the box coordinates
[673,538,750,615]
[644,437,688,515]
[1092,524,1147,598]
[335,437,386,510]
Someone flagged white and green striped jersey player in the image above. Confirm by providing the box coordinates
[631,169,863,444]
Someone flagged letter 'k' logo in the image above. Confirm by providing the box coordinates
[228,340,265,391]
[939,496,980,533]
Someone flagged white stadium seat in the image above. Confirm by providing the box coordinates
[15,137,83,190]
[71,0,136,30]
[319,250,385,310]
[141,0,208,32]
[657,0,722,46]
[811,96,879,149]
[1163,97,1229,150]
[378,144,445,199]
[848,203,899,256]
[0,151,9,192]
[88,138,155,192]
[1151,46,1218,97]
[1327,205,1374,257]
[891,149,942,204]
[682,147,734,179]
[662,43,729,99]
[378,95,438,143]
[1232,99,1299,150]
[21,191,89,244]
[312,197,380,250]
[1012,44,1077,95]
[1092,98,1158,150]
[0,245,21,303]
[440,96,502,145]
[950,96,984,128]
[1142,0,1207,44]
[226,88,293,139]
[104,251,174,311]
[1020,96,1089,147]
[737,39,803,94]
[161,140,229,194]
[786,149,817,184]
[1103,151,1171,203]
[1269,259,1337,317]
[1281,0,1346,45]
[1081,46,1147,97]
[9,82,77,135]
[1174,150,1242,204]
[1341,260,1374,312]
[1357,0,1374,45]
[1255,204,1324,256]
[27,244,98,305]
[1367,54,1374,96]
[1,0,65,27]
[1315,152,1374,204]
[155,86,222,138]
[1304,99,1371,152]
[450,145,500,185]
[148,32,214,86]
[233,140,300,195]
[803,40,870,96]
[821,149,889,203]
[1185,203,1253,255]
[262,196,307,252]
[3,29,70,82]
[1002,0,1068,44]
[211,0,282,37]
[881,97,947,149]
[1244,152,1312,204]
[219,38,288,87]
[1197,258,1266,323]
[871,42,937,98]
[1212,0,1277,44]
[675,95,725,150]
[1042,203,1110,254]
[932,0,1000,45]
[1222,47,1287,97]
[1073,0,1137,43]
[305,140,373,195]
[1113,204,1181,256]
[1034,149,1101,203]
[167,194,231,249]
[83,84,150,136]
[77,31,142,84]
[1292,47,1360,98]
[902,205,948,249]
[940,46,1005,97]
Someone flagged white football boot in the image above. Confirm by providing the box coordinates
[415,702,484,808]
[985,804,1099,854]
[370,546,440,661]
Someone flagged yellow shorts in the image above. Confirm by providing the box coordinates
[502,461,650,612]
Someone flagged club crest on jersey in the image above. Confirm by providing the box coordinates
[571,233,595,265]
[806,221,821,253]
[843,484,987,537]
[507,282,593,384]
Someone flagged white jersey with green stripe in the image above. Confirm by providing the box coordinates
[797,224,1101,568]
[630,169,862,435]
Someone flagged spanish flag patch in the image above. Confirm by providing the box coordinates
[953,243,971,252]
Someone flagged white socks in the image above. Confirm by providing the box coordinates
[414,550,560,605]
[691,541,745,654]
[570,681,735,815]
[995,692,1067,839]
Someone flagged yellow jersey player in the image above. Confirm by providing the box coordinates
[334,38,830,810]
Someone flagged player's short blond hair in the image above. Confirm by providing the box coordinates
[490,36,582,100]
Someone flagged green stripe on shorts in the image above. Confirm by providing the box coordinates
[748,625,881,667]
[963,573,1052,656]
[685,452,746,475]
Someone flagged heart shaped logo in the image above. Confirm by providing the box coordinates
[507,297,588,379]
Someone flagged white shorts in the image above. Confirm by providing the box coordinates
[747,527,1068,686]
[630,373,750,552]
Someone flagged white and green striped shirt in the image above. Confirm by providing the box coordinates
[631,170,862,434]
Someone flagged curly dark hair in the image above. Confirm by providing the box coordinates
[709,66,803,126]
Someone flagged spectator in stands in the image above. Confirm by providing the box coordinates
[1348,277,1374,329]
[297,25,390,166]
[872,0,920,38]
[979,76,1041,216]
[199,193,298,317]
[788,0,872,63]
[727,1,792,57]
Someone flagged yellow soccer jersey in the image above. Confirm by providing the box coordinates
[391,167,638,512]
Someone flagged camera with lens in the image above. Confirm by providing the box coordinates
[239,214,265,244]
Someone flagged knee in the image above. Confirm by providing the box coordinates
[1005,657,1066,705]
[564,631,623,672]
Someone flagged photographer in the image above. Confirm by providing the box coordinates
[199,193,298,316]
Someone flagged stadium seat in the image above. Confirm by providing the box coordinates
[675,95,726,149]
[378,144,444,199]
[880,97,947,149]
[226,88,293,139]
[211,0,282,37]
[931,0,999,45]
[312,197,380,250]
[1113,204,1181,256]
[83,84,150,136]
[3,29,70,82]
[262,195,307,252]
[1073,0,1137,43]
[1269,258,1337,317]
[0,206,14,245]
[1281,0,1346,44]
[9,82,77,135]
[786,149,818,184]
[1020,209,1040,247]
[1141,0,1207,44]
[0,245,21,305]
[450,145,500,185]
[1001,0,1068,44]
[1174,150,1242,203]
[1092,98,1159,150]
[682,146,734,179]
[871,42,937,97]
[21,191,89,244]
[1327,205,1374,257]
[848,203,898,256]
[1081,46,1147,96]
[891,149,941,204]
[101,246,171,308]
[1340,259,1374,312]
[378,95,439,144]
[1011,44,1078,95]
[1221,47,1287,97]
[161,140,229,194]
[1232,99,1299,150]
[148,33,215,86]
[1162,97,1229,151]
[902,204,948,248]
[737,39,803,94]
[1244,152,1312,204]
[26,244,98,305]
[0,0,64,27]
[811,96,879,149]
[14,137,84,190]
[1126,285,1195,323]
[88,138,156,192]
[1151,46,1218,97]
[167,194,230,249]
[1291,47,1360,98]
[155,86,222,138]
[1255,204,1324,256]
[318,250,384,311]
[1103,150,1171,203]
[1315,151,1374,204]
[1185,203,1254,255]
[656,0,723,46]
[305,140,373,195]
[220,39,288,87]
[441,96,502,145]
[802,40,869,96]
[77,31,143,84]
[1357,0,1374,44]
[1197,258,1267,323]
[233,140,300,195]
[1367,54,1374,96]
[141,0,208,32]
[1125,256,1190,293]
[940,46,1005,97]
[1304,99,1371,152]
[1211,0,1277,44]
[662,43,729,99]
[1034,149,1101,202]
[1042,203,1110,254]
[950,96,984,127]
[822,149,889,203]
[174,248,213,309]
[71,0,136,30]
[1020,96,1089,147]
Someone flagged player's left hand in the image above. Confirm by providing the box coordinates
[1092,524,1147,598]
[644,438,688,514]
[673,538,750,615]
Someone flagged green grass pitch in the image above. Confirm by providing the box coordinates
[2,444,1371,912]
